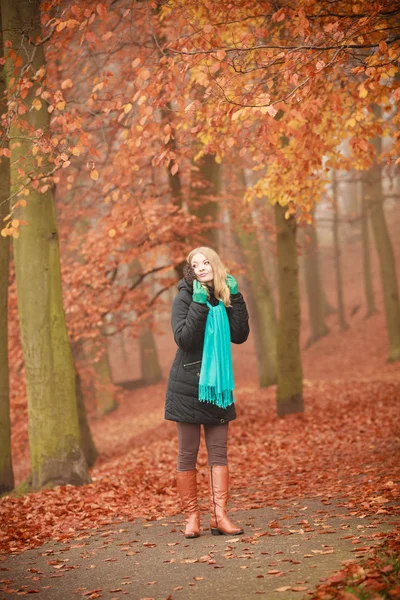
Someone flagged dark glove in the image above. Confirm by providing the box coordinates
[192,279,208,304]
[226,274,238,294]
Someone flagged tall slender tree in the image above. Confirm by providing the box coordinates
[190,154,221,249]
[360,175,377,318]
[366,106,400,361]
[75,370,98,468]
[275,203,303,416]
[302,208,329,346]
[332,172,349,331]
[0,4,14,492]
[232,171,277,386]
[1,0,89,489]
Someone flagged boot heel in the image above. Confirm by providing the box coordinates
[211,528,222,536]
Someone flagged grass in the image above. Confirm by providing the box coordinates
[311,532,400,599]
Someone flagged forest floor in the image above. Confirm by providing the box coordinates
[1,311,400,599]
[2,213,400,599]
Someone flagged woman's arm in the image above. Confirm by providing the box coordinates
[172,290,209,351]
[227,292,250,344]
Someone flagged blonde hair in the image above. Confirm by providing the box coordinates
[187,246,231,307]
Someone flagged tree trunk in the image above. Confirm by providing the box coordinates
[140,327,163,384]
[0,7,14,492]
[232,173,277,386]
[161,104,186,279]
[302,209,329,346]
[1,0,89,489]
[129,258,163,385]
[332,171,349,331]
[190,154,220,249]
[75,371,98,468]
[275,204,303,416]
[366,107,400,361]
[93,346,117,416]
[322,289,337,317]
[360,175,377,318]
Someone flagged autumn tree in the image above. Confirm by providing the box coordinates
[302,209,330,347]
[1,0,89,489]
[0,5,14,492]
[365,107,400,361]
[332,172,349,331]
[360,174,377,317]
[275,204,303,416]
[231,169,277,387]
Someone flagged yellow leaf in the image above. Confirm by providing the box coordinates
[11,219,19,227]
[32,98,42,111]
[346,118,356,128]
[124,103,133,114]
[358,84,368,98]
[108,228,116,237]
[90,169,99,180]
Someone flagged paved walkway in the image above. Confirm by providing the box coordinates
[0,498,396,600]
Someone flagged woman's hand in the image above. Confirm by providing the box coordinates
[226,274,238,294]
[192,279,208,304]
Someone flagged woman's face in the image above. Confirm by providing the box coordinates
[191,252,214,285]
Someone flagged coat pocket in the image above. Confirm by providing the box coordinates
[183,360,201,376]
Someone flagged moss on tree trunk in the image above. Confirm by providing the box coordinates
[2,0,89,489]
[275,204,303,416]
[0,8,14,492]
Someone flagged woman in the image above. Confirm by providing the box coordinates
[165,247,250,539]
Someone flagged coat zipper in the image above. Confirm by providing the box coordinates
[183,360,201,367]
[210,466,218,528]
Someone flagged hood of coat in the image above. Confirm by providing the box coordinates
[182,263,196,286]
[178,277,193,293]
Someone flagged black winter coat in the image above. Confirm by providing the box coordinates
[165,278,250,425]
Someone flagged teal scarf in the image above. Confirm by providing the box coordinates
[198,300,235,408]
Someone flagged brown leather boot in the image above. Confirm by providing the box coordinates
[209,465,244,536]
[176,469,200,539]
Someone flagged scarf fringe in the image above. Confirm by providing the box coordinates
[198,385,234,409]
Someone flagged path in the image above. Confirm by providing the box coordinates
[1,498,396,600]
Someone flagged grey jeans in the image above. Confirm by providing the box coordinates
[176,422,229,471]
